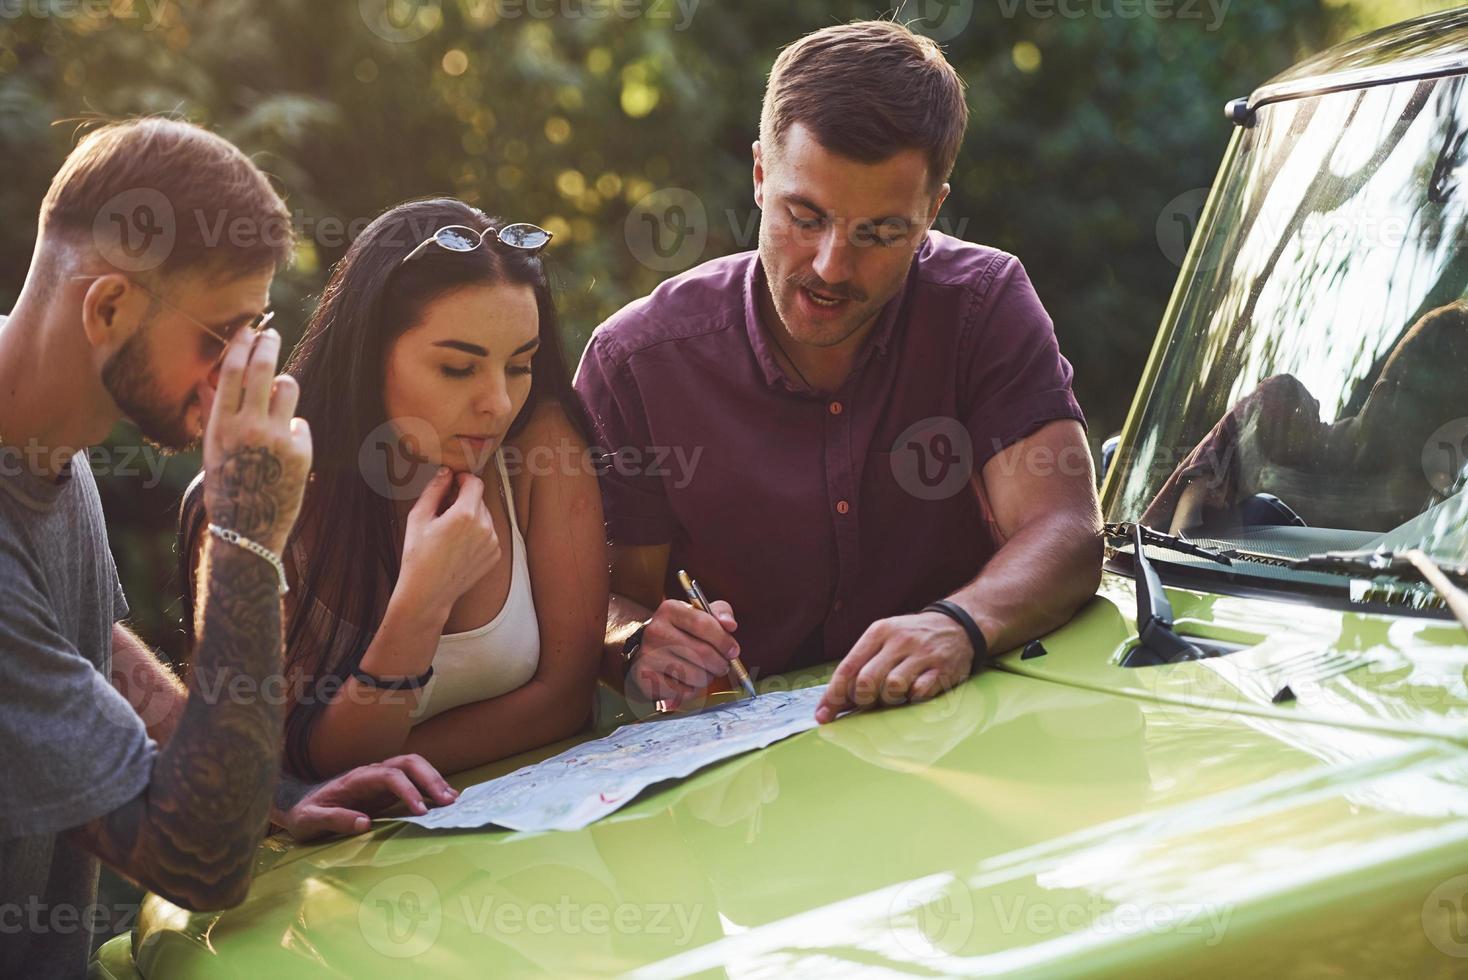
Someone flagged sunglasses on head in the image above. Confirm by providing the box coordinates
[400,223,554,267]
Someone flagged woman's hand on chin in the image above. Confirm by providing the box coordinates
[396,466,502,622]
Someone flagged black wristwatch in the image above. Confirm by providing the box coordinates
[621,620,651,670]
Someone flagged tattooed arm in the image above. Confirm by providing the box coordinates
[65,327,313,910]
[110,624,458,843]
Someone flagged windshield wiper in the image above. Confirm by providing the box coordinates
[1104,522,1235,565]
[1404,550,1468,632]
[1291,548,1468,590]
[1106,523,1233,664]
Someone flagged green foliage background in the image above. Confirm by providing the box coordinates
[0,0,1454,665]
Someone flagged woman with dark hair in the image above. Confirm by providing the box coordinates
[179,198,608,779]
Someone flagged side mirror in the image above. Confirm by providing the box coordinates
[1099,434,1121,487]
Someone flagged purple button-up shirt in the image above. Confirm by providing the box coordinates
[574,232,1084,676]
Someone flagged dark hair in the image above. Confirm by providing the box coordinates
[179,197,592,778]
[44,116,293,279]
[760,20,969,190]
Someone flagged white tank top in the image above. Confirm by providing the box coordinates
[295,450,541,725]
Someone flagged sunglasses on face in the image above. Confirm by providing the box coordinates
[70,274,273,368]
[400,223,555,267]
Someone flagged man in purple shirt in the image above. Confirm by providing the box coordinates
[575,21,1102,723]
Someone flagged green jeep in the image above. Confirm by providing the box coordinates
[93,7,1468,978]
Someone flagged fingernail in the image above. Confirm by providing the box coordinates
[413,801,427,814]
[355,816,369,831]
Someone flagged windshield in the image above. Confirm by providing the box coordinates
[1108,73,1468,590]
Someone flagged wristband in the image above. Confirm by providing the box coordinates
[208,524,288,596]
[922,600,989,670]
[351,665,435,691]
[621,620,651,669]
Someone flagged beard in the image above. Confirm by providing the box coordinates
[759,240,877,349]
[101,327,199,454]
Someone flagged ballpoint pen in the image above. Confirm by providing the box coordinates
[677,569,758,700]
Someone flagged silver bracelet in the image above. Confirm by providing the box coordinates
[208,524,289,596]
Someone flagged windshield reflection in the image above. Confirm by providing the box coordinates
[1112,73,1468,572]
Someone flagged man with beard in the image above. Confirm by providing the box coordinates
[577,21,1103,721]
[0,118,455,979]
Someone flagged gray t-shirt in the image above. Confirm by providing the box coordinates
[0,429,157,978]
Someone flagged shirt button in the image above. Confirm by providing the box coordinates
[833,599,845,612]
[836,500,851,515]
[829,401,844,416]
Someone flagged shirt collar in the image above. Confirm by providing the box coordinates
[742,237,928,395]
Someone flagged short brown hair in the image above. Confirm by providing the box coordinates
[40,117,293,279]
[760,20,969,189]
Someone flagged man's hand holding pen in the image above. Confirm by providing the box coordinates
[627,598,742,708]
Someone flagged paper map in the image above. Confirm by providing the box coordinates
[400,686,825,832]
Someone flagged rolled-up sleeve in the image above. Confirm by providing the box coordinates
[960,257,1086,470]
